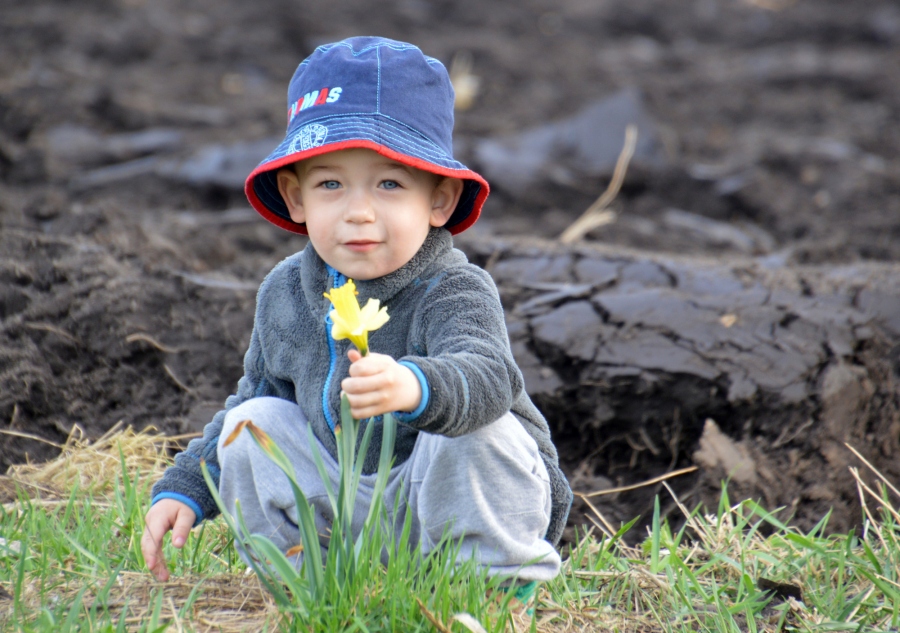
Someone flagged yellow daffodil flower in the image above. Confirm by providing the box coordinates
[323,279,389,356]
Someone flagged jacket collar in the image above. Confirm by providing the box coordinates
[300,227,455,315]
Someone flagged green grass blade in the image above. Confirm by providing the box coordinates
[860,539,885,575]
[286,481,326,594]
[60,587,87,633]
[232,499,293,606]
[13,534,27,621]
[62,529,105,570]
[650,495,661,574]
[351,417,376,495]
[226,424,327,591]
[362,412,397,536]
[855,566,900,604]
[247,534,303,586]
[144,589,166,633]
[338,396,358,530]
[199,459,291,603]
[306,424,337,513]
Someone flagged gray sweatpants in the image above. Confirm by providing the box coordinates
[217,397,561,581]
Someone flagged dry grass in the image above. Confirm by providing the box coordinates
[3,428,900,632]
[14,571,278,633]
[2,422,187,501]
[0,425,287,632]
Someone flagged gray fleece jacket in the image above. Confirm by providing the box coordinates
[151,227,572,545]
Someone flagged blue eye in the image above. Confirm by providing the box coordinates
[381,180,399,190]
[322,180,340,189]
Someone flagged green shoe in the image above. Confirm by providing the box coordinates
[506,580,539,617]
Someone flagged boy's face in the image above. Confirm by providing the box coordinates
[277,148,463,280]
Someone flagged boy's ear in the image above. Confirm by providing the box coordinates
[429,177,464,227]
[276,167,306,224]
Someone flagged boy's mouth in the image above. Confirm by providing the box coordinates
[344,240,379,253]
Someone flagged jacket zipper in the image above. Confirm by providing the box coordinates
[322,267,346,432]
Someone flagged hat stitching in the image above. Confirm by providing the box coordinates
[287,112,449,153]
[276,114,452,160]
[376,44,382,116]
[272,128,446,164]
[298,41,423,71]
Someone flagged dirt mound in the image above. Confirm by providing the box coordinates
[0,209,258,471]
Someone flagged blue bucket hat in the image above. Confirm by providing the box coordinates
[245,36,490,236]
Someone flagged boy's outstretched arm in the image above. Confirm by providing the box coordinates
[141,498,196,581]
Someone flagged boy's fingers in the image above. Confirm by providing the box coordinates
[343,388,390,418]
[140,520,162,561]
[341,374,371,392]
[150,554,170,581]
[140,529,155,568]
[347,358,386,378]
[140,524,170,581]
[171,509,196,548]
[342,378,384,400]
[345,390,386,409]
[350,403,381,418]
[347,349,362,363]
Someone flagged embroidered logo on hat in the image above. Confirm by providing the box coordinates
[290,124,329,152]
[287,87,343,123]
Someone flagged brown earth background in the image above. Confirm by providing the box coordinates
[2,0,900,541]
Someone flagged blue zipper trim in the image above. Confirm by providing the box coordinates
[322,266,346,432]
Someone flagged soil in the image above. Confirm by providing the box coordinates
[2,0,900,539]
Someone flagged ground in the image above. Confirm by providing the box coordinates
[2,0,899,534]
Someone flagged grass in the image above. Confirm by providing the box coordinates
[1,426,899,632]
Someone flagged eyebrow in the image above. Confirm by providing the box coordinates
[304,165,336,174]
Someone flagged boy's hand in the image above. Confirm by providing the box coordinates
[342,350,422,419]
[141,498,196,582]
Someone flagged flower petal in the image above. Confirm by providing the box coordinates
[324,279,360,327]
[323,278,389,356]
[329,309,354,341]
[348,332,368,353]
[359,299,390,332]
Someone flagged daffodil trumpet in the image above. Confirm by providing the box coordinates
[323,278,390,356]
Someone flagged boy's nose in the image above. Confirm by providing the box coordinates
[344,191,376,223]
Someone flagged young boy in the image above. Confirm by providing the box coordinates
[142,36,572,588]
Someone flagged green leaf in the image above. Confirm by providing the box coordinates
[61,586,87,633]
[860,539,884,575]
[200,460,292,604]
[248,534,302,586]
[352,418,377,497]
[363,412,397,539]
[650,496,661,574]
[307,424,337,513]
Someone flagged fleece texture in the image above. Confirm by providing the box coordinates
[151,227,573,545]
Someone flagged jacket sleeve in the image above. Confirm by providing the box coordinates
[399,267,524,437]
[150,324,269,523]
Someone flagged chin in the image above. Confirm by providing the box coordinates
[336,265,384,281]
